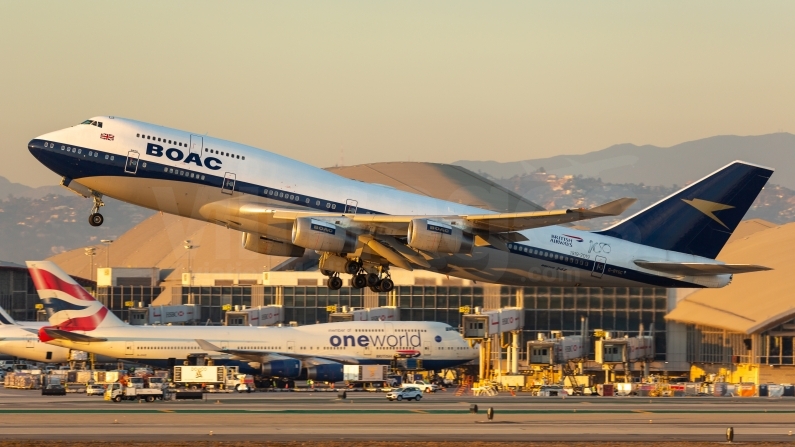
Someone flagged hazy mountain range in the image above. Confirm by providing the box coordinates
[454,133,795,188]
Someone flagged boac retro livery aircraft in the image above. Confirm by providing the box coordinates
[29,117,772,290]
[28,261,477,380]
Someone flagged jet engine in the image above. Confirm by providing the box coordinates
[261,359,301,378]
[407,219,473,254]
[242,232,306,257]
[292,218,356,253]
[305,364,344,382]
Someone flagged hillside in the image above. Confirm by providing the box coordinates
[454,133,795,188]
[494,173,795,230]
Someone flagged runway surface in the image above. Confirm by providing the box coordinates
[1,389,794,442]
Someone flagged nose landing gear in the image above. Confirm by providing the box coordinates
[88,195,105,227]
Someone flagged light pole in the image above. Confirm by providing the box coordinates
[184,240,194,305]
[184,240,193,287]
[101,239,114,268]
[84,247,96,282]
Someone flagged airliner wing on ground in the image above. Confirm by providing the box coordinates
[29,116,773,291]
[28,261,478,381]
[195,339,361,366]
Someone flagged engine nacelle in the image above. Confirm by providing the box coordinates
[292,218,356,253]
[407,219,473,254]
[261,359,301,378]
[242,232,306,257]
[305,364,344,382]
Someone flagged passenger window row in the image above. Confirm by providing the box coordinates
[58,144,114,161]
[137,133,185,147]
[508,244,589,267]
[205,148,245,160]
[163,166,206,181]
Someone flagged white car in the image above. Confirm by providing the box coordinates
[86,384,105,396]
[386,386,423,401]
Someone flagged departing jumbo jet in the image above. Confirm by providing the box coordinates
[28,261,477,381]
[29,117,772,291]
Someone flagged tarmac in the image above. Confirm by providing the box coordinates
[1,388,794,442]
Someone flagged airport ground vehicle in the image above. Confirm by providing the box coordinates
[173,365,245,391]
[42,384,66,396]
[386,386,423,401]
[401,380,439,393]
[104,382,164,402]
[86,384,105,396]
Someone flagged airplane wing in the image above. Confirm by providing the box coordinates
[199,198,634,270]
[195,339,360,365]
[42,328,107,343]
[223,197,636,235]
[633,261,772,276]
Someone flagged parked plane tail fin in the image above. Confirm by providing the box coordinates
[0,306,17,325]
[25,261,125,333]
[597,161,773,259]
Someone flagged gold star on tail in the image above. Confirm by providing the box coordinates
[681,198,735,229]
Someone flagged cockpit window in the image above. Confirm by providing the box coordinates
[79,119,103,128]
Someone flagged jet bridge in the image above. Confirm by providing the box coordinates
[595,325,655,382]
[526,317,590,393]
[462,307,523,384]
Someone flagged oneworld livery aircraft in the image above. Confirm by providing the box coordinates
[28,261,477,380]
[29,117,772,290]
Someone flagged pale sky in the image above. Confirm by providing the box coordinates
[1,1,793,187]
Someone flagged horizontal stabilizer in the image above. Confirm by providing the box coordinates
[42,328,107,343]
[634,260,772,276]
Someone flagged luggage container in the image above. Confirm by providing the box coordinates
[768,384,784,397]
[713,382,727,397]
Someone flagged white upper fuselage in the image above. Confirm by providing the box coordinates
[30,116,727,289]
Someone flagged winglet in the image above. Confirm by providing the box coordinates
[582,198,637,217]
[196,339,224,352]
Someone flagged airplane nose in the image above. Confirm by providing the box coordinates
[28,138,44,159]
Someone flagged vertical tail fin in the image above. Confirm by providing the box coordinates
[0,306,17,325]
[25,261,126,331]
[597,161,773,259]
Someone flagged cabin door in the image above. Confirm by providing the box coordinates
[591,256,607,278]
[221,172,236,195]
[124,150,140,174]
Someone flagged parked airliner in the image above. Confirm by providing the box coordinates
[29,117,772,290]
[28,261,478,381]
[0,307,71,363]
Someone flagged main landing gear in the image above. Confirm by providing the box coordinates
[322,261,395,292]
[88,195,105,227]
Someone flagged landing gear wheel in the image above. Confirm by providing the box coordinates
[352,274,367,289]
[366,273,380,287]
[328,276,343,290]
[379,277,395,292]
[345,260,361,275]
[88,213,104,227]
[369,285,381,293]
[321,269,334,277]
